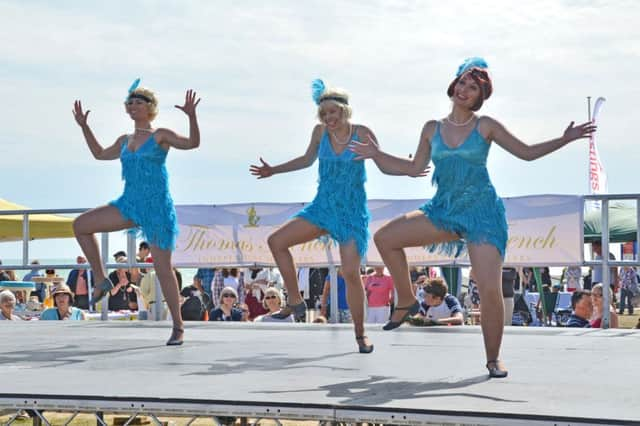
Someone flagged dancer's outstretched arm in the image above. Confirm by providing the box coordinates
[488,117,596,161]
[250,124,322,179]
[156,89,201,150]
[73,100,123,160]
[350,121,433,177]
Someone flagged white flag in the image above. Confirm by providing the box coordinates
[588,97,607,207]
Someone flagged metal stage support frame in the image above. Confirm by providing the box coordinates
[1,322,640,426]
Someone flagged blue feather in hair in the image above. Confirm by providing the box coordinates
[311,79,325,105]
[126,78,141,100]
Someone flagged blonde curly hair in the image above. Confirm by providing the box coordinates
[317,87,352,123]
[125,87,159,121]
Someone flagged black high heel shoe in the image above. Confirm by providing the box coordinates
[166,327,184,346]
[356,335,374,354]
[382,301,420,331]
[92,278,113,304]
[271,301,306,321]
[486,360,508,378]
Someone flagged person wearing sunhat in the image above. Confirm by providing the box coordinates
[40,284,86,320]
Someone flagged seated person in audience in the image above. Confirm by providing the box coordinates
[566,290,593,328]
[108,256,134,311]
[254,288,294,323]
[209,286,242,321]
[181,276,213,313]
[40,284,86,320]
[590,283,619,328]
[0,290,22,320]
[238,303,251,322]
[413,278,464,326]
[243,280,269,320]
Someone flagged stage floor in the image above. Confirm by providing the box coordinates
[1,322,639,425]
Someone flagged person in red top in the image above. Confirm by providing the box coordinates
[364,267,394,323]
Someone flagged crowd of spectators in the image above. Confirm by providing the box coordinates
[1,239,639,328]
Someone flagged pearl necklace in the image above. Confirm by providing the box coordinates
[445,114,475,127]
[330,123,352,145]
[135,127,154,133]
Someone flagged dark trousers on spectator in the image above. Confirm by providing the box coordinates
[619,288,635,315]
[74,295,89,310]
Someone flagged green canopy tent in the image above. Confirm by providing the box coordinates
[583,204,638,243]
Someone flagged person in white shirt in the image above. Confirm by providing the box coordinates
[414,278,464,326]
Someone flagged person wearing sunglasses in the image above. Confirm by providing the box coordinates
[349,57,596,378]
[72,81,201,345]
[254,288,294,323]
[209,287,242,322]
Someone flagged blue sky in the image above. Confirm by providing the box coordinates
[1,0,638,260]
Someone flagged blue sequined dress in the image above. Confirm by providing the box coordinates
[420,119,508,258]
[294,127,370,258]
[109,134,178,250]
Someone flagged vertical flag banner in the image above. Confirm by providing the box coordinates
[588,97,607,207]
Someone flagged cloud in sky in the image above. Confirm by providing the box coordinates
[1,0,639,258]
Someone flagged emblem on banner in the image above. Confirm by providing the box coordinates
[245,205,260,227]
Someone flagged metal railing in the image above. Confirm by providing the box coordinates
[3,194,640,328]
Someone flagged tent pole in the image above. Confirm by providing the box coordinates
[22,213,29,265]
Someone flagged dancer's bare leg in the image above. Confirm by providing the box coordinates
[267,217,325,306]
[468,243,506,371]
[339,242,369,345]
[151,245,183,342]
[73,205,134,296]
[374,210,458,322]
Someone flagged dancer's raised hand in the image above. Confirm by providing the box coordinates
[250,157,274,179]
[349,134,380,160]
[562,121,596,143]
[72,100,90,127]
[175,89,201,117]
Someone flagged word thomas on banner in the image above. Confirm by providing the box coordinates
[175,224,338,266]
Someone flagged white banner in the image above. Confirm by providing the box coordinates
[588,97,607,196]
[173,195,583,267]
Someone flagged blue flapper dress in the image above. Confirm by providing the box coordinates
[294,127,370,258]
[109,134,178,250]
[420,120,508,258]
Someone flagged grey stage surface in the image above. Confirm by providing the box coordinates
[1,322,639,425]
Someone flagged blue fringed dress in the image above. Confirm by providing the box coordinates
[420,119,508,258]
[109,134,178,251]
[294,127,370,258]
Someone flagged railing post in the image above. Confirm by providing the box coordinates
[22,213,29,265]
[101,233,109,321]
[601,199,610,329]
